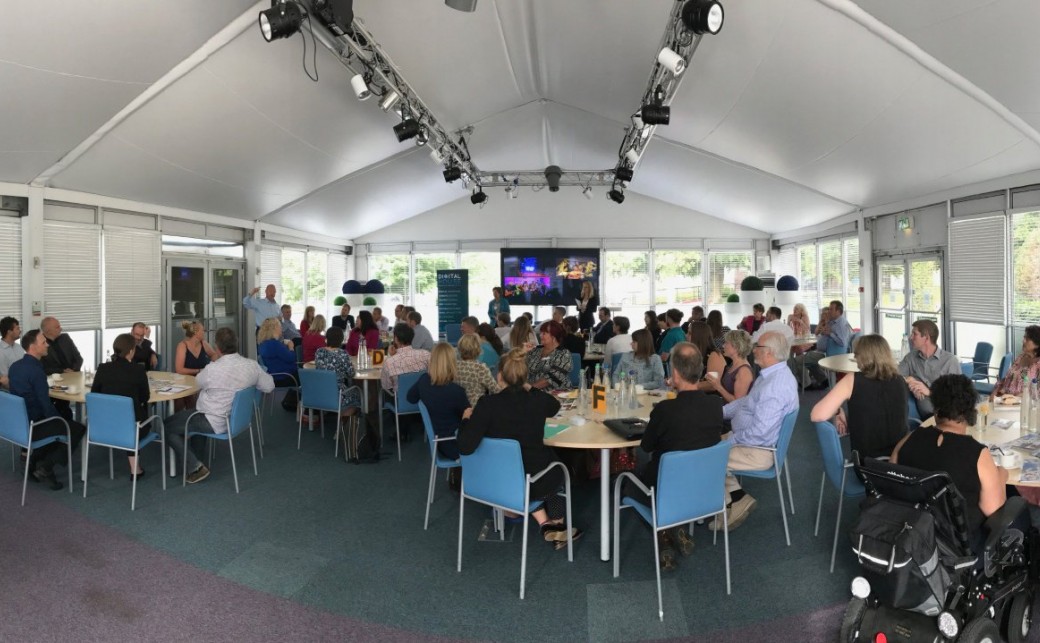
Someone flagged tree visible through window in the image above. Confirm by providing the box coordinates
[1012,211,1040,325]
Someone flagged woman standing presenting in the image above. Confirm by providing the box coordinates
[576,281,598,332]
[488,287,510,325]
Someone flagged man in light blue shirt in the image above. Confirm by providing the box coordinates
[408,310,436,352]
[821,300,852,352]
[243,284,282,328]
[712,331,798,532]
[0,316,25,388]
[278,305,302,345]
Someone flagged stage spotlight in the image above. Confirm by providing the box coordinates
[446,0,477,11]
[380,91,400,112]
[506,185,518,200]
[607,188,625,204]
[415,127,429,146]
[641,103,670,125]
[582,187,594,200]
[443,166,462,183]
[682,0,724,35]
[657,47,686,75]
[430,147,444,164]
[393,118,421,142]
[259,1,303,42]
[616,167,634,183]
[471,188,488,205]
[351,74,371,100]
[625,149,640,165]
[544,165,562,192]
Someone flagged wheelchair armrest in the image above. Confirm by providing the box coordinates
[983,496,1027,554]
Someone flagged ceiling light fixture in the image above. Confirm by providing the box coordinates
[641,104,670,125]
[616,167,634,183]
[470,188,488,205]
[380,91,400,112]
[625,149,640,165]
[259,1,304,42]
[607,187,625,204]
[393,118,421,142]
[415,127,429,146]
[445,0,478,11]
[430,148,444,164]
[443,165,463,183]
[657,47,686,75]
[681,0,725,35]
[582,187,594,200]
[544,165,562,192]
[350,74,371,100]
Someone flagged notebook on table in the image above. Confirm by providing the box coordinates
[604,418,648,440]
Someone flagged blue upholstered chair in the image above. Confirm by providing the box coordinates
[813,421,866,572]
[84,392,166,511]
[182,387,258,493]
[735,409,799,546]
[418,401,461,529]
[0,391,73,506]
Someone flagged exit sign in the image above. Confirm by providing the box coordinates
[897,216,913,231]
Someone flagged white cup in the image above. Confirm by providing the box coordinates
[52,374,63,382]
[998,452,1022,469]
[65,385,79,394]
[707,371,719,380]
[635,384,645,395]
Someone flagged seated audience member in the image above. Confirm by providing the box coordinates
[394,304,406,325]
[738,304,766,335]
[459,348,583,547]
[90,333,152,477]
[314,326,362,417]
[346,310,382,357]
[644,310,662,350]
[630,342,723,570]
[707,310,729,352]
[407,343,470,477]
[278,305,302,347]
[701,329,754,403]
[130,322,158,370]
[714,332,798,532]
[591,307,614,345]
[301,314,327,363]
[992,325,1040,399]
[455,334,500,407]
[787,303,811,337]
[899,319,962,419]
[164,328,274,484]
[299,305,316,335]
[817,300,852,354]
[331,303,355,331]
[603,316,632,367]
[256,318,300,411]
[525,320,573,390]
[372,307,390,333]
[407,311,436,353]
[800,307,833,390]
[891,374,1007,539]
[477,323,504,357]
[687,321,721,372]
[617,329,666,390]
[811,334,908,459]
[381,323,431,396]
[175,320,216,376]
[561,316,586,358]
[494,312,512,347]
[460,316,498,372]
[508,315,537,353]
[39,316,83,375]
[752,307,795,343]
[658,309,685,362]
[0,316,25,388]
[681,306,706,333]
[551,306,567,324]
[8,329,86,489]
[521,311,534,323]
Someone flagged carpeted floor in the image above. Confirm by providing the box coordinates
[0,391,875,642]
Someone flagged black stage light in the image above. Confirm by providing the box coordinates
[393,118,421,142]
[446,0,478,11]
[616,167,634,183]
[681,0,724,35]
[259,1,303,42]
[443,166,463,183]
[641,103,670,125]
[544,165,562,192]
[608,188,625,204]
[470,189,488,205]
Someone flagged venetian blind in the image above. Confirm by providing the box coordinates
[948,215,1006,324]
[259,246,282,294]
[0,218,22,317]
[104,227,161,326]
[44,221,101,330]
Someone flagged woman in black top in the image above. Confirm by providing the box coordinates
[891,374,1007,537]
[576,281,598,332]
[560,316,586,358]
[406,343,470,460]
[459,348,583,548]
[811,334,908,458]
[644,310,661,350]
[91,333,152,478]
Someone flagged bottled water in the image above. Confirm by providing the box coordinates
[358,337,368,369]
[1021,373,1033,434]
[578,372,588,414]
[899,335,909,360]
[1031,378,1040,433]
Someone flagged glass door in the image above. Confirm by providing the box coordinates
[876,260,906,350]
[164,258,245,362]
[875,254,944,352]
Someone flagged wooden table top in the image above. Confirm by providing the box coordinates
[302,360,382,380]
[543,391,660,449]
[47,371,199,404]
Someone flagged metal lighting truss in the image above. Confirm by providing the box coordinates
[612,1,707,187]
[478,171,616,188]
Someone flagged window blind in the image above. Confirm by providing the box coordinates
[948,215,1006,324]
[0,218,21,317]
[1011,211,1040,325]
[707,251,752,305]
[773,247,797,281]
[104,227,161,326]
[327,252,348,306]
[819,240,843,306]
[45,221,101,330]
[798,245,820,316]
[259,246,282,294]
[843,237,861,314]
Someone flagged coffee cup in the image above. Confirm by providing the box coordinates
[634,384,645,395]
[65,385,79,395]
[998,452,1022,469]
[52,374,63,382]
[707,371,719,380]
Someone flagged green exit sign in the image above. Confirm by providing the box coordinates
[897,216,913,231]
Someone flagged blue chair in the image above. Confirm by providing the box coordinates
[975,352,1012,396]
[825,339,848,358]
[813,421,866,573]
[445,323,463,346]
[568,353,581,388]
[613,442,733,620]
[182,387,258,493]
[256,353,300,418]
[849,331,862,350]
[418,401,461,530]
[154,353,163,371]
[84,393,166,511]
[735,409,798,546]
[380,370,425,462]
[298,368,345,456]
[457,438,573,599]
[611,352,623,373]
[0,391,73,506]
[959,341,994,383]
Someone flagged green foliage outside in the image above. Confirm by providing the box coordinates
[1013,211,1040,324]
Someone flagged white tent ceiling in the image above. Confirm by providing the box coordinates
[4,0,1039,237]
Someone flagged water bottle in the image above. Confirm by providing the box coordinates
[617,371,627,407]
[1031,378,1040,433]
[1021,373,1033,433]
[359,337,367,369]
[627,373,639,410]
[594,363,602,387]
[900,334,910,360]
[578,373,588,414]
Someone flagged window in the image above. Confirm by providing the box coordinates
[798,245,820,320]
[327,252,349,314]
[105,228,161,327]
[44,221,101,331]
[654,250,703,312]
[1011,211,1040,325]
[280,249,306,322]
[367,254,410,305]
[844,238,860,317]
[306,251,327,316]
[414,253,456,334]
[0,217,21,317]
[707,252,752,305]
[604,250,650,322]
[259,246,282,296]
[460,252,500,323]
[773,247,797,282]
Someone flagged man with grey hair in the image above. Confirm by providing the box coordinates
[711,331,798,532]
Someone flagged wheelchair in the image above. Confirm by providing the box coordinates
[839,456,1036,643]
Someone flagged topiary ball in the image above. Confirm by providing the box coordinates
[363,296,377,306]
[740,276,764,291]
[333,296,346,306]
[363,279,385,294]
[776,275,799,291]
[726,293,740,303]
[342,280,362,294]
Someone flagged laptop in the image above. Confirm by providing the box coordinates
[604,417,648,440]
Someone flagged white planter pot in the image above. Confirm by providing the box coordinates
[740,290,767,307]
[774,290,800,306]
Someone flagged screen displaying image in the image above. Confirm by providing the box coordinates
[501,248,599,306]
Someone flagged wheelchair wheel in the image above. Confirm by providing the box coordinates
[957,617,1000,643]
[1002,592,1032,643]
[839,597,866,642]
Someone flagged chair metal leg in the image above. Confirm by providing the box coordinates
[653,524,663,621]
[520,511,530,600]
[182,432,189,487]
[814,471,826,537]
[130,445,139,511]
[564,472,574,562]
[83,441,91,499]
[612,484,621,578]
[108,448,114,480]
[297,408,305,450]
[785,463,795,514]
[248,426,258,476]
[159,424,167,492]
[775,456,791,546]
[457,483,465,573]
[424,459,437,530]
[395,413,402,462]
[66,438,73,494]
[723,505,731,595]
[21,443,33,506]
[830,472,848,573]
[228,436,240,494]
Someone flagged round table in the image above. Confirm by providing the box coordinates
[921,402,1038,486]
[544,391,655,561]
[302,359,382,415]
[818,353,859,374]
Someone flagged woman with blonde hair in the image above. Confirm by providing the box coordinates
[459,348,583,547]
[787,303,811,337]
[173,320,217,411]
[811,333,908,458]
[407,343,470,473]
[508,315,537,353]
[299,305,317,334]
[455,334,500,406]
[257,317,300,411]
[701,329,754,402]
[577,281,598,331]
[302,314,327,362]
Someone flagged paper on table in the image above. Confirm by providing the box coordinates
[1019,459,1040,483]
[155,384,192,394]
[544,422,569,439]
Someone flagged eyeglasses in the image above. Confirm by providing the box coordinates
[752,344,764,350]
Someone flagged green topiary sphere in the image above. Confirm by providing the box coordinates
[363,296,377,306]
[740,276,764,291]
[333,296,346,306]
[726,293,740,303]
